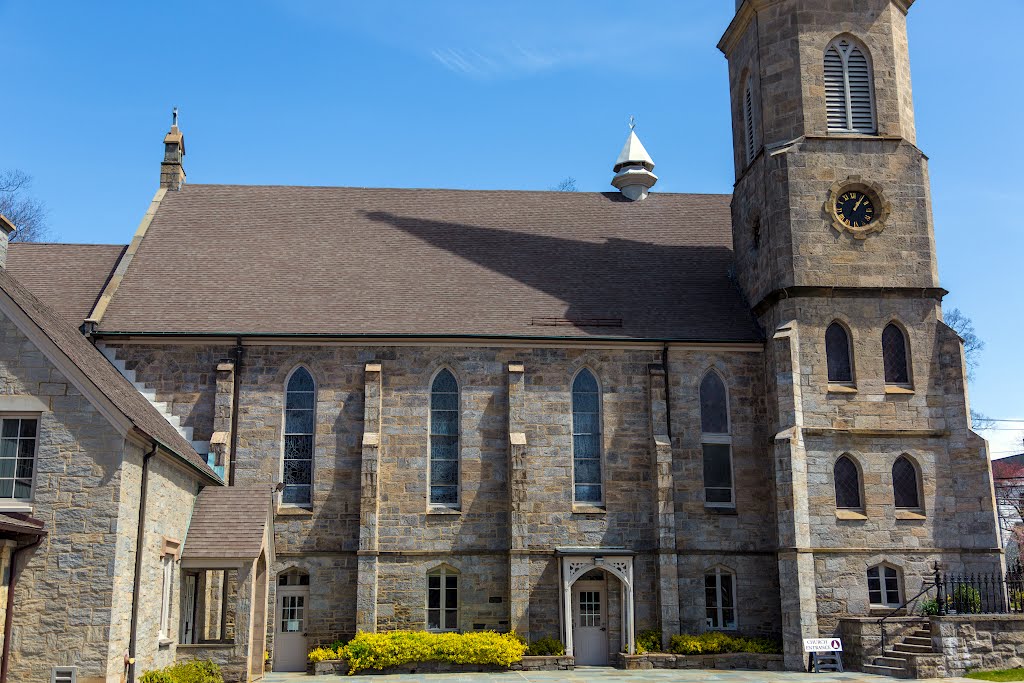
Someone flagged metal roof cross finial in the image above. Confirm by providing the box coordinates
[172,107,178,127]
[629,115,636,131]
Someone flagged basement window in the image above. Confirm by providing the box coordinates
[51,668,77,683]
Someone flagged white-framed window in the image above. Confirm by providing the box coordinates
[429,369,460,507]
[700,371,734,507]
[867,564,901,607]
[571,368,602,505]
[0,416,39,501]
[426,565,459,631]
[159,553,174,640]
[824,36,876,134]
[705,567,737,630]
[282,366,315,506]
[743,75,756,164]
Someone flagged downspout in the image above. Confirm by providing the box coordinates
[0,534,44,683]
[127,442,158,683]
[661,344,673,441]
[228,337,243,486]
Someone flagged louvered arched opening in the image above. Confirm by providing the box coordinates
[893,455,921,509]
[825,37,876,134]
[825,321,854,384]
[834,455,862,509]
[882,322,911,386]
[743,76,756,164]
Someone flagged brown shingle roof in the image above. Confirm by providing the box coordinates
[7,243,125,325]
[0,269,220,484]
[181,485,275,560]
[97,185,761,341]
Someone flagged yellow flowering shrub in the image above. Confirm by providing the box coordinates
[669,632,782,655]
[338,630,527,675]
[308,646,343,663]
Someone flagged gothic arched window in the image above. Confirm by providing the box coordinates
[893,455,920,509]
[700,371,733,507]
[826,322,854,384]
[882,323,911,385]
[430,369,460,507]
[572,369,602,504]
[834,455,862,509]
[825,36,876,134]
[283,367,315,506]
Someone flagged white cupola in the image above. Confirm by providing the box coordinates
[611,122,658,201]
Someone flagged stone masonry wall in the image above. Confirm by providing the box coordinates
[0,311,129,683]
[109,341,785,651]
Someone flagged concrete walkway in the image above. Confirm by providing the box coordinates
[262,668,978,682]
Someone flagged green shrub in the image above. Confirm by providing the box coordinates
[139,660,222,683]
[950,586,982,614]
[636,629,662,654]
[669,632,782,656]
[338,630,527,675]
[526,636,565,656]
[919,598,941,616]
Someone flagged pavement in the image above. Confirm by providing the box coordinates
[261,668,979,682]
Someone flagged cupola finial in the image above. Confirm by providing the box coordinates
[611,118,658,201]
[160,108,186,191]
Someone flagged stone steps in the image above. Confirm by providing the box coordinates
[862,627,936,678]
[97,343,205,453]
[863,662,911,678]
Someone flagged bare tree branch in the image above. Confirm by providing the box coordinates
[945,307,984,381]
[0,169,51,243]
[551,177,578,192]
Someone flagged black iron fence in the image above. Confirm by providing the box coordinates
[938,561,1024,615]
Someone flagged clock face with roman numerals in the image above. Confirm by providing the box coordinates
[834,190,875,229]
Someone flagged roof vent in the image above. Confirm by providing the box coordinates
[610,118,658,201]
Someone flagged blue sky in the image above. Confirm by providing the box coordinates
[2,1,1022,455]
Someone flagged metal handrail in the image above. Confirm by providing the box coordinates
[877,562,941,654]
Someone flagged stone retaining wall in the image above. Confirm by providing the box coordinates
[311,655,573,676]
[615,652,784,671]
[932,615,1024,678]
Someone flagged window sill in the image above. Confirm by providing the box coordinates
[0,501,33,514]
[835,509,867,520]
[705,505,737,515]
[276,505,313,517]
[427,507,461,516]
[895,509,926,520]
[158,638,174,648]
[572,504,606,515]
[827,384,858,394]
[884,385,915,395]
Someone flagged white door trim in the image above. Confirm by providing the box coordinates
[558,552,635,659]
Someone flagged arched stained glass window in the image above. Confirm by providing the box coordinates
[430,369,460,506]
[882,323,910,385]
[834,455,861,509]
[700,371,733,507]
[283,367,315,506]
[893,456,920,509]
[572,369,602,504]
[825,36,876,133]
[826,322,854,383]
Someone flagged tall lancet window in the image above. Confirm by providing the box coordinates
[283,367,315,506]
[430,369,460,507]
[572,369,602,504]
[882,323,911,385]
[743,76,756,164]
[825,322,854,384]
[700,371,734,507]
[825,37,876,134]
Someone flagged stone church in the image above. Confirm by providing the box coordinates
[0,0,1002,680]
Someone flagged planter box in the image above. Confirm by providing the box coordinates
[616,652,784,671]
[511,655,574,671]
[309,659,348,676]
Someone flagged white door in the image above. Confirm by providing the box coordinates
[274,587,309,671]
[572,581,608,666]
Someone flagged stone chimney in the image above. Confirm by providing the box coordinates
[160,108,186,191]
[0,215,15,269]
[611,122,658,201]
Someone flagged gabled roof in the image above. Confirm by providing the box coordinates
[0,269,221,484]
[181,485,275,562]
[95,184,762,342]
[6,243,125,325]
[993,453,1024,480]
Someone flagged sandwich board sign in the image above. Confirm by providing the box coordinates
[803,638,842,652]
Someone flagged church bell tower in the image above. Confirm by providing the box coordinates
[720,0,997,670]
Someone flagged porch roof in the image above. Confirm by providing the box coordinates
[181,485,276,564]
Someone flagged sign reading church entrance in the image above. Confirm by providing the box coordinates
[557,548,636,665]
